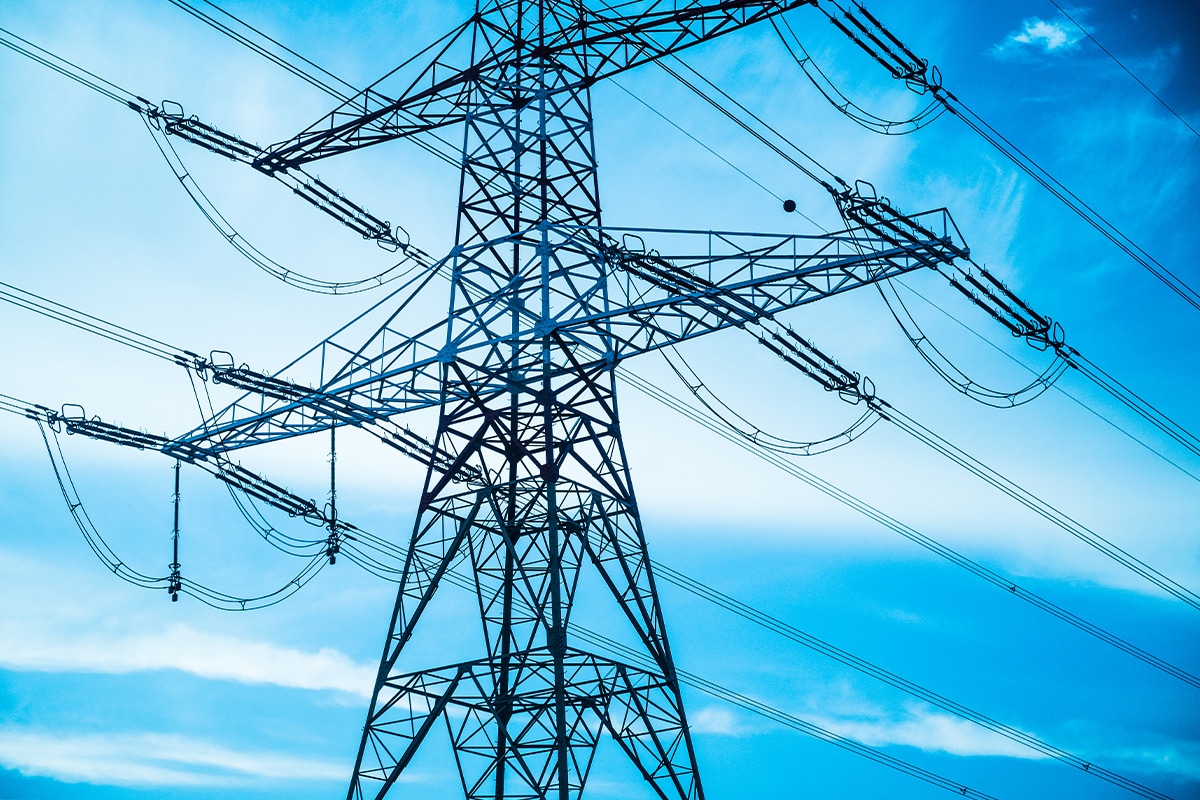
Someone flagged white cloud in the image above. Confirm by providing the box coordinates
[0,621,376,697]
[0,550,376,697]
[1109,741,1200,781]
[688,706,749,737]
[997,17,1085,55]
[0,729,344,787]
[807,698,1200,779]
[816,704,1045,759]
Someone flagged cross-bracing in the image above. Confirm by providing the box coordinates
[163,2,957,796]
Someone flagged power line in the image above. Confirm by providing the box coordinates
[140,113,440,295]
[571,626,1003,800]
[3,272,1195,691]
[951,98,1200,312]
[647,560,1172,799]
[1047,0,1200,141]
[662,40,1200,469]
[31,416,331,611]
[614,367,1200,690]
[164,0,354,99]
[772,14,947,136]
[171,0,1200,511]
[161,0,463,167]
[891,279,1200,484]
[0,393,1018,796]
[609,78,786,204]
[0,26,138,105]
[592,39,1200,488]
[0,387,1181,797]
[6,113,1197,692]
[398,556,1003,796]
[876,276,1070,409]
[660,331,1200,611]
[879,400,1200,610]
[7,4,1190,796]
[297,509,1134,798]
[349,548,1002,799]
[0,22,453,296]
[325,499,1174,799]
[811,0,1200,313]
[0,280,184,364]
[0,360,1182,798]
[661,346,881,457]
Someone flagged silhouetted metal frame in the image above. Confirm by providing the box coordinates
[162,2,965,798]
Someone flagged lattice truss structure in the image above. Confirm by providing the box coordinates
[135,1,963,797]
[3,1,1107,799]
[7,0,1200,797]
[147,2,964,797]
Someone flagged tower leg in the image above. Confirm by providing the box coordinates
[347,478,703,800]
[348,491,485,799]
[351,664,469,800]
[602,664,703,800]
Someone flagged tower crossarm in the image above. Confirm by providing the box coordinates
[22,389,477,504]
[551,216,962,357]
[568,0,812,83]
[833,184,1068,354]
[260,0,811,169]
[172,213,963,454]
[169,351,453,456]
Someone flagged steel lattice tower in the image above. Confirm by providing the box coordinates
[347,3,708,796]
[155,0,958,796]
[7,4,1192,799]
[348,2,704,792]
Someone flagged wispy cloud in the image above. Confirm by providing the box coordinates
[812,703,1045,759]
[0,621,376,697]
[1108,741,1200,781]
[688,706,751,737]
[0,729,345,787]
[996,17,1085,55]
[809,698,1200,782]
[0,549,376,696]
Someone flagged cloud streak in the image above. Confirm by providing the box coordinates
[0,620,375,697]
[688,706,751,737]
[0,729,345,787]
[0,549,376,697]
[1109,740,1200,781]
[812,703,1046,759]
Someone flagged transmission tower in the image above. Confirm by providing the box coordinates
[4,1,1200,798]
[0,1,973,797]
[141,1,975,797]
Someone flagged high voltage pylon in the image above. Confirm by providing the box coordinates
[3,1,1200,799]
[153,1,955,796]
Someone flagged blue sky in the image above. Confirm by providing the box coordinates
[1,1,1198,798]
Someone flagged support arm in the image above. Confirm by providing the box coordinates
[179,212,963,453]
[262,0,811,168]
[555,214,964,357]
